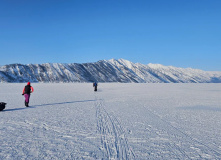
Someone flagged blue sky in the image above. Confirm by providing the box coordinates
[0,0,221,71]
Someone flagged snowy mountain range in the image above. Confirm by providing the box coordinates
[0,59,221,83]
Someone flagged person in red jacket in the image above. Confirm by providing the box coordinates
[22,82,34,107]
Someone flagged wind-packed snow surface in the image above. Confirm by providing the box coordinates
[1,83,221,159]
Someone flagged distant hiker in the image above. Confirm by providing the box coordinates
[22,82,34,107]
[93,82,98,91]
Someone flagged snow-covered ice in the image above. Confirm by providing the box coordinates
[1,83,221,159]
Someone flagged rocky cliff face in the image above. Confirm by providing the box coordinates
[0,59,221,83]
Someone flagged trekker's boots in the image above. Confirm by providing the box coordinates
[25,101,29,107]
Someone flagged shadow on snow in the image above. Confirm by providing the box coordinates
[32,100,96,107]
[3,108,27,112]
[3,100,96,112]
[178,105,221,112]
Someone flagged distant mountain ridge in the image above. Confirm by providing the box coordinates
[0,59,221,83]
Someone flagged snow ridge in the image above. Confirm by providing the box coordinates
[0,59,221,83]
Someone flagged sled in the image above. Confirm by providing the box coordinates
[0,102,7,111]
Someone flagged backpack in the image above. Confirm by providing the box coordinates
[25,85,31,94]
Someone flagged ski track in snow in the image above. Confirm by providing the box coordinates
[1,83,221,159]
[132,103,221,159]
[1,119,100,159]
[95,96,135,160]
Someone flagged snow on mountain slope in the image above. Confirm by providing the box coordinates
[107,59,221,83]
[0,59,221,83]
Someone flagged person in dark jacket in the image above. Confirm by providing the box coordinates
[22,82,34,107]
[93,82,98,91]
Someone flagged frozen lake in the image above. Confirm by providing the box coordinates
[1,83,221,159]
